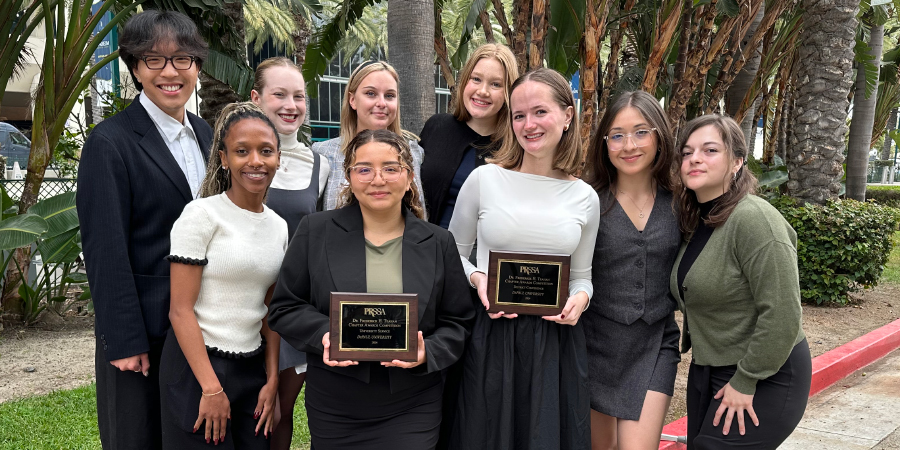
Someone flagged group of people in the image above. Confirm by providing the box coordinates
[77,9,812,450]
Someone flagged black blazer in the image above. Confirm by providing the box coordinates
[77,95,212,361]
[268,203,476,393]
[419,113,491,225]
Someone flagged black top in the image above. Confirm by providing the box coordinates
[676,196,722,300]
[77,94,213,360]
[419,113,492,225]
[267,202,477,393]
[266,152,321,240]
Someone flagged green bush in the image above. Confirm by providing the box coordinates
[866,185,900,208]
[770,196,900,305]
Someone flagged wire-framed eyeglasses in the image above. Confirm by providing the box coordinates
[348,164,408,183]
[604,128,658,151]
[140,55,197,71]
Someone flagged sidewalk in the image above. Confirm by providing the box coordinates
[780,348,900,449]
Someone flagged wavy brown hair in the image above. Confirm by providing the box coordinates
[337,129,425,219]
[675,114,758,235]
[490,68,582,176]
[451,43,519,143]
[583,90,677,214]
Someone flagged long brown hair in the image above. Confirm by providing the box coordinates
[199,102,280,198]
[490,68,582,176]
[337,129,425,219]
[452,43,519,143]
[675,114,758,235]
[583,90,677,213]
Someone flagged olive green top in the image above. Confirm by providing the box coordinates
[669,194,805,395]
[365,236,404,293]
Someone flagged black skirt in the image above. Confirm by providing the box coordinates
[305,363,442,450]
[448,313,591,450]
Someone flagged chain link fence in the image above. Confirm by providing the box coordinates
[0,178,77,201]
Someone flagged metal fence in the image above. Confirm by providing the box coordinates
[0,178,77,201]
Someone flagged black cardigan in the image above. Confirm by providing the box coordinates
[419,113,492,225]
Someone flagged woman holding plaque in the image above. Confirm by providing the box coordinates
[312,60,426,212]
[249,56,329,450]
[446,68,601,450]
[581,91,681,450]
[268,129,476,450]
[419,43,518,227]
[674,115,809,448]
[163,102,287,448]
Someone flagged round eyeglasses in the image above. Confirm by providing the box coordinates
[604,128,658,151]
[140,55,197,71]
[348,164,408,183]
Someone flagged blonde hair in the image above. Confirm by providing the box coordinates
[490,68,582,176]
[252,56,302,94]
[336,129,425,219]
[452,43,519,143]
[199,102,280,198]
[339,61,415,153]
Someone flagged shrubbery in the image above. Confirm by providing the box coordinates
[769,196,900,305]
[866,185,900,208]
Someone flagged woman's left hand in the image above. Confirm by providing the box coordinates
[382,331,427,369]
[542,291,589,326]
[713,382,759,436]
[253,380,278,438]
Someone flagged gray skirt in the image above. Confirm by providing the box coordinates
[278,336,308,373]
[583,311,680,420]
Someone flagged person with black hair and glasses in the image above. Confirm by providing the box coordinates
[77,9,212,450]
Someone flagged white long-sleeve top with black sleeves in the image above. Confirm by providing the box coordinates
[167,192,289,354]
[448,164,601,302]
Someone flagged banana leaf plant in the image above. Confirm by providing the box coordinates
[0,188,89,325]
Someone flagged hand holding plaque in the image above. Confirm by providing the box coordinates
[486,251,570,316]
[329,292,418,362]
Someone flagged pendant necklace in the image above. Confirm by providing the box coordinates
[618,188,654,219]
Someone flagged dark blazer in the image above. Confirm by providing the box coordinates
[77,95,212,361]
[419,113,491,225]
[268,202,476,393]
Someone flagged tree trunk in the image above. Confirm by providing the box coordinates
[528,0,547,70]
[511,0,532,75]
[642,0,683,93]
[882,107,897,182]
[846,23,884,200]
[292,13,311,67]
[579,0,611,149]
[786,0,857,204]
[725,5,764,148]
[491,0,515,46]
[434,1,456,89]
[388,0,435,135]
[198,0,245,127]
[480,9,495,43]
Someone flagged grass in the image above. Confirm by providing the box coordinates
[882,231,900,285]
[0,383,312,450]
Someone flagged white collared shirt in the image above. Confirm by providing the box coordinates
[139,94,206,198]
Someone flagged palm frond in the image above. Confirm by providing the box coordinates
[245,0,298,54]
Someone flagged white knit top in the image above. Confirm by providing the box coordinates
[270,132,330,193]
[448,164,601,300]
[168,193,288,354]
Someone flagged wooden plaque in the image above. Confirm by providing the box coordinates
[486,251,570,316]
[329,292,418,362]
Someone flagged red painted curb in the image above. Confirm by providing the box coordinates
[657,317,900,450]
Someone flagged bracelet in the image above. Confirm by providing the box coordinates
[201,388,224,397]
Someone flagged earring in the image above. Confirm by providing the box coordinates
[733,172,737,181]
[564,123,570,131]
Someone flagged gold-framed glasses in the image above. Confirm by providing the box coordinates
[604,128,658,151]
[348,164,408,183]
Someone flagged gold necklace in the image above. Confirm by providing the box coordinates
[617,188,654,219]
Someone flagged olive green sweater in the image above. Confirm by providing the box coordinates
[670,194,805,395]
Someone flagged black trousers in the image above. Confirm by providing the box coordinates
[686,339,811,450]
[158,330,270,450]
[96,338,165,450]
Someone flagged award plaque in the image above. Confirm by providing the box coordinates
[486,251,570,316]
[329,292,418,362]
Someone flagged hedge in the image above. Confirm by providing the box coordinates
[866,185,900,208]
[770,196,900,305]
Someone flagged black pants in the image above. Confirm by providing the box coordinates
[158,330,269,450]
[686,339,811,450]
[96,338,165,450]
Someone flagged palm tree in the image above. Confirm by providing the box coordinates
[388,0,435,135]
[786,0,858,204]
